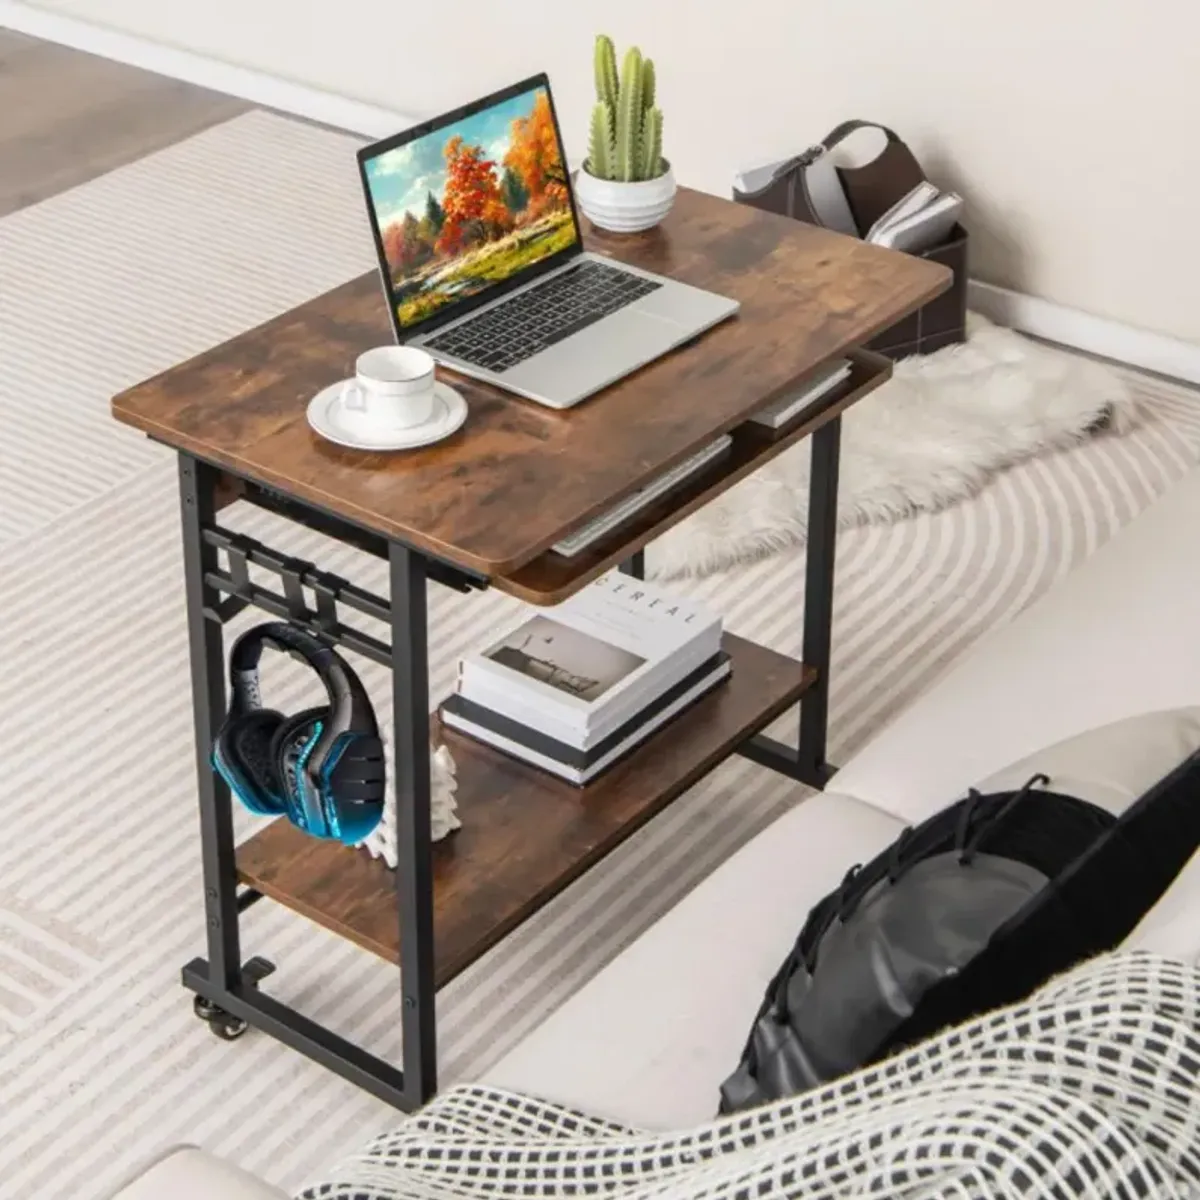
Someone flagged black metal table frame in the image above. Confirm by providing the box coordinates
[176,415,841,1111]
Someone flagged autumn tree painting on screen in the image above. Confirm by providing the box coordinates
[365,85,574,328]
[436,136,513,256]
[504,90,568,217]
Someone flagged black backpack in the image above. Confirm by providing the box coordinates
[720,750,1200,1113]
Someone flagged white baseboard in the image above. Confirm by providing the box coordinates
[969,281,1200,386]
[5,2,1200,386]
[0,0,414,136]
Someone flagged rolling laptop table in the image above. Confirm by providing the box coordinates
[111,186,949,1110]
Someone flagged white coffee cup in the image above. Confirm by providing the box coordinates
[339,346,436,434]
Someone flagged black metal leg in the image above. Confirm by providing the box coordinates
[178,456,431,1109]
[389,543,437,1107]
[738,417,841,788]
[796,416,841,786]
[619,549,646,580]
[179,455,243,989]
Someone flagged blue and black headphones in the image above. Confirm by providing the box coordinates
[212,622,385,844]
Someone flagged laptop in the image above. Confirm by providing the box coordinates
[356,74,739,410]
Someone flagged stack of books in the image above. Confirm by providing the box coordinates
[442,572,729,785]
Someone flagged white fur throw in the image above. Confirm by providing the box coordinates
[650,314,1137,579]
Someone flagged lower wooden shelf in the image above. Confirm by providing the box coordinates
[236,633,815,986]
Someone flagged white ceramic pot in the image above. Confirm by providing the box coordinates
[574,163,677,234]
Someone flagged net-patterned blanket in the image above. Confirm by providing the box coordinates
[298,951,1200,1200]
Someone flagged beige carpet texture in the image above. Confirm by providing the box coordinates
[1,110,1199,1198]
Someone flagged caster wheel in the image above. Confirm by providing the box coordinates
[193,994,222,1022]
[192,994,248,1040]
[209,1014,248,1041]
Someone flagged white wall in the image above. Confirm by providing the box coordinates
[22,0,1200,344]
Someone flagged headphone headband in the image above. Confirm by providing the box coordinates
[229,621,333,676]
[226,622,376,749]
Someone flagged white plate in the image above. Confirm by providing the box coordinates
[307,380,468,451]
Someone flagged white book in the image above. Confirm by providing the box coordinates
[445,657,733,786]
[458,572,721,735]
[749,360,852,430]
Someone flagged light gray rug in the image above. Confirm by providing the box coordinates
[1,110,1198,1198]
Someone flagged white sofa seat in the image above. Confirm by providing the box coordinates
[485,792,904,1128]
[105,1145,286,1200]
[485,466,1200,1127]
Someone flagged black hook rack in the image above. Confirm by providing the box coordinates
[202,526,395,666]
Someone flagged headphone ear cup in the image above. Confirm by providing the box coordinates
[270,707,331,835]
[323,733,387,844]
[213,709,286,815]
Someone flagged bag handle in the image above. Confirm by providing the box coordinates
[820,119,904,152]
[821,120,926,233]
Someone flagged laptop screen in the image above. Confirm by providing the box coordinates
[360,79,579,333]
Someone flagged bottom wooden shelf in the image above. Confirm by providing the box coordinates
[236,633,815,986]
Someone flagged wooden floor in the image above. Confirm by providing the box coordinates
[0,28,248,217]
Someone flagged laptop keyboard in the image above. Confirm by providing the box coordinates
[426,259,662,373]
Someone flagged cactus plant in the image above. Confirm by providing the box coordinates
[638,106,662,183]
[585,34,666,182]
[588,102,614,181]
[594,34,619,133]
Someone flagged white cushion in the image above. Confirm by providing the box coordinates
[106,1146,284,1200]
[970,707,1200,817]
[483,791,903,1128]
[831,467,1200,827]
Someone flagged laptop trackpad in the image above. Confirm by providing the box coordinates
[504,309,681,403]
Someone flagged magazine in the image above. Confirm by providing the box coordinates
[457,572,721,735]
[866,184,963,254]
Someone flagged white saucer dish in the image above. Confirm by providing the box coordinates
[307,380,467,451]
